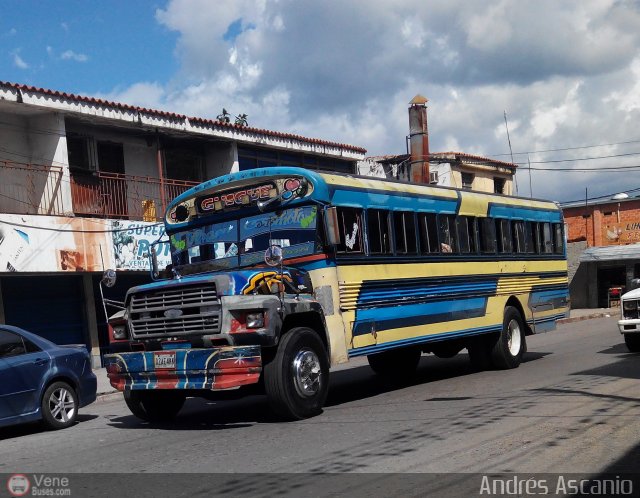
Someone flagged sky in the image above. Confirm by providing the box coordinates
[2,0,640,204]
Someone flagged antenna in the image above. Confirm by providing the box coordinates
[504,110,518,195]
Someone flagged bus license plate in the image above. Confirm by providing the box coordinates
[154,352,176,370]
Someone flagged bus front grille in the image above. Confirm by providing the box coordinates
[128,285,221,339]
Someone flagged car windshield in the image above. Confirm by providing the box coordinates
[169,205,320,271]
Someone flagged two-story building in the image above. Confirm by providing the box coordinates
[0,81,365,365]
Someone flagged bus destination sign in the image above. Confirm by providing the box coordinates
[196,183,276,214]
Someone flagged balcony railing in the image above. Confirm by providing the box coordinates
[0,161,65,216]
[70,171,198,221]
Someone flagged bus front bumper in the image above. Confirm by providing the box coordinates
[103,346,262,392]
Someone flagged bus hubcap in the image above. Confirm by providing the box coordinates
[507,319,522,356]
[292,348,322,398]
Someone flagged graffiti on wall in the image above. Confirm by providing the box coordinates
[603,221,640,246]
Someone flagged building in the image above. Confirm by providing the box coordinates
[358,151,517,194]
[563,194,640,308]
[0,81,365,365]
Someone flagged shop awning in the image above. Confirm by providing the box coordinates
[579,243,640,262]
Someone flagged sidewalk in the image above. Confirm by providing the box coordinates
[93,307,619,399]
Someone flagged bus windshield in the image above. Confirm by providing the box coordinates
[169,205,320,271]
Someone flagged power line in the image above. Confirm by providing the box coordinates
[492,138,640,157]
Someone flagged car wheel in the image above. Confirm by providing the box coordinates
[41,381,78,430]
[264,327,329,420]
[624,334,640,352]
[367,346,421,381]
[124,390,186,422]
[491,306,526,369]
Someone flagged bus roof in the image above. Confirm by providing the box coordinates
[166,166,561,229]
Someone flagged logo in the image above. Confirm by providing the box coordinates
[164,308,183,319]
[7,474,30,497]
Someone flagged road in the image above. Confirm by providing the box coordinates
[1,316,639,496]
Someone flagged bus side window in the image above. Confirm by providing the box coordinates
[336,207,364,253]
[393,211,417,255]
[542,222,553,253]
[418,213,439,253]
[496,219,512,253]
[456,216,474,253]
[532,222,542,253]
[477,218,496,253]
[438,215,457,253]
[512,221,526,253]
[368,209,391,254]
[523,222,535,253]
[553,223,564,254]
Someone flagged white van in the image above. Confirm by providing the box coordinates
[617,287,640,352]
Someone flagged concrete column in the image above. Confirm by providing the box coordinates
[82,274,101,368]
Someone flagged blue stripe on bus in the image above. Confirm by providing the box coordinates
[330,189,459,213]
[356,279,498,306]
[529,289,569,306]
[352,297,488,336]
[348,324,500,357]
[488,203,562,222]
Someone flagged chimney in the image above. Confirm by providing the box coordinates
[408,95,430,184]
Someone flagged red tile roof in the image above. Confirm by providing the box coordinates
[0,81,367,154]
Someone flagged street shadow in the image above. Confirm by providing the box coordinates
[0,414,99,441]
[107,350,550,431]
[597,342,636,355]
[572,352,640,381]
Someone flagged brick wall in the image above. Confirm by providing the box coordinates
[564,199,640,247]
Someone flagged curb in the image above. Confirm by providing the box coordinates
[95,391,121,403]
[557,312,613,325]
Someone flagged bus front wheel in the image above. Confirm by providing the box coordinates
[264,327,330,420]
[124,390,186,422]
[491,306,526,369]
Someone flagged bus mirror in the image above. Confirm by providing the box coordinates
[325,207,340,246]
[101,269,117,288]
[265,245,283,267]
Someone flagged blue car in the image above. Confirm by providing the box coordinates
[0,325,97,430]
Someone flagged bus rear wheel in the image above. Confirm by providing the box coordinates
[264,327,329,420]
[491,306,526,369]
[367,347,421,381]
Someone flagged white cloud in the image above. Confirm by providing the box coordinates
[12,53,28,69]
[104,0,640,202]
[60,50,88,62]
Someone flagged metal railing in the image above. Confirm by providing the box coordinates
[0,161,66,216]
[70,171,198,221]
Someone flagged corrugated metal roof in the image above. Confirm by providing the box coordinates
[0,81,367,154]
[579,243,640,262]
[365,152,517,169]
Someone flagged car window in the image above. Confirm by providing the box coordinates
[0,330,27,358]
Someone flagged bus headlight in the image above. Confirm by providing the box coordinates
[112,324,127,340]
[246,312,264,329]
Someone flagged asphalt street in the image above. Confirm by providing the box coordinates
[1,316,638,495]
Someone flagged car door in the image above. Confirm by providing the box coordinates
[0,329,51,421]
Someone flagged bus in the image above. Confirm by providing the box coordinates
[103,167,569,421]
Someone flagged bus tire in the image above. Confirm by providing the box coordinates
[124,390,186,422]
[467,335,495,371]
[624,334,640,352]
[264,327,329,420]
[367,347,421,381]
[491,306,526,369]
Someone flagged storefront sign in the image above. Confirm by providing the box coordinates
[603,221,640,245]
[0,214,170,273]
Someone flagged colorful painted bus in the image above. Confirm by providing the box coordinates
[104,167,569,421]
